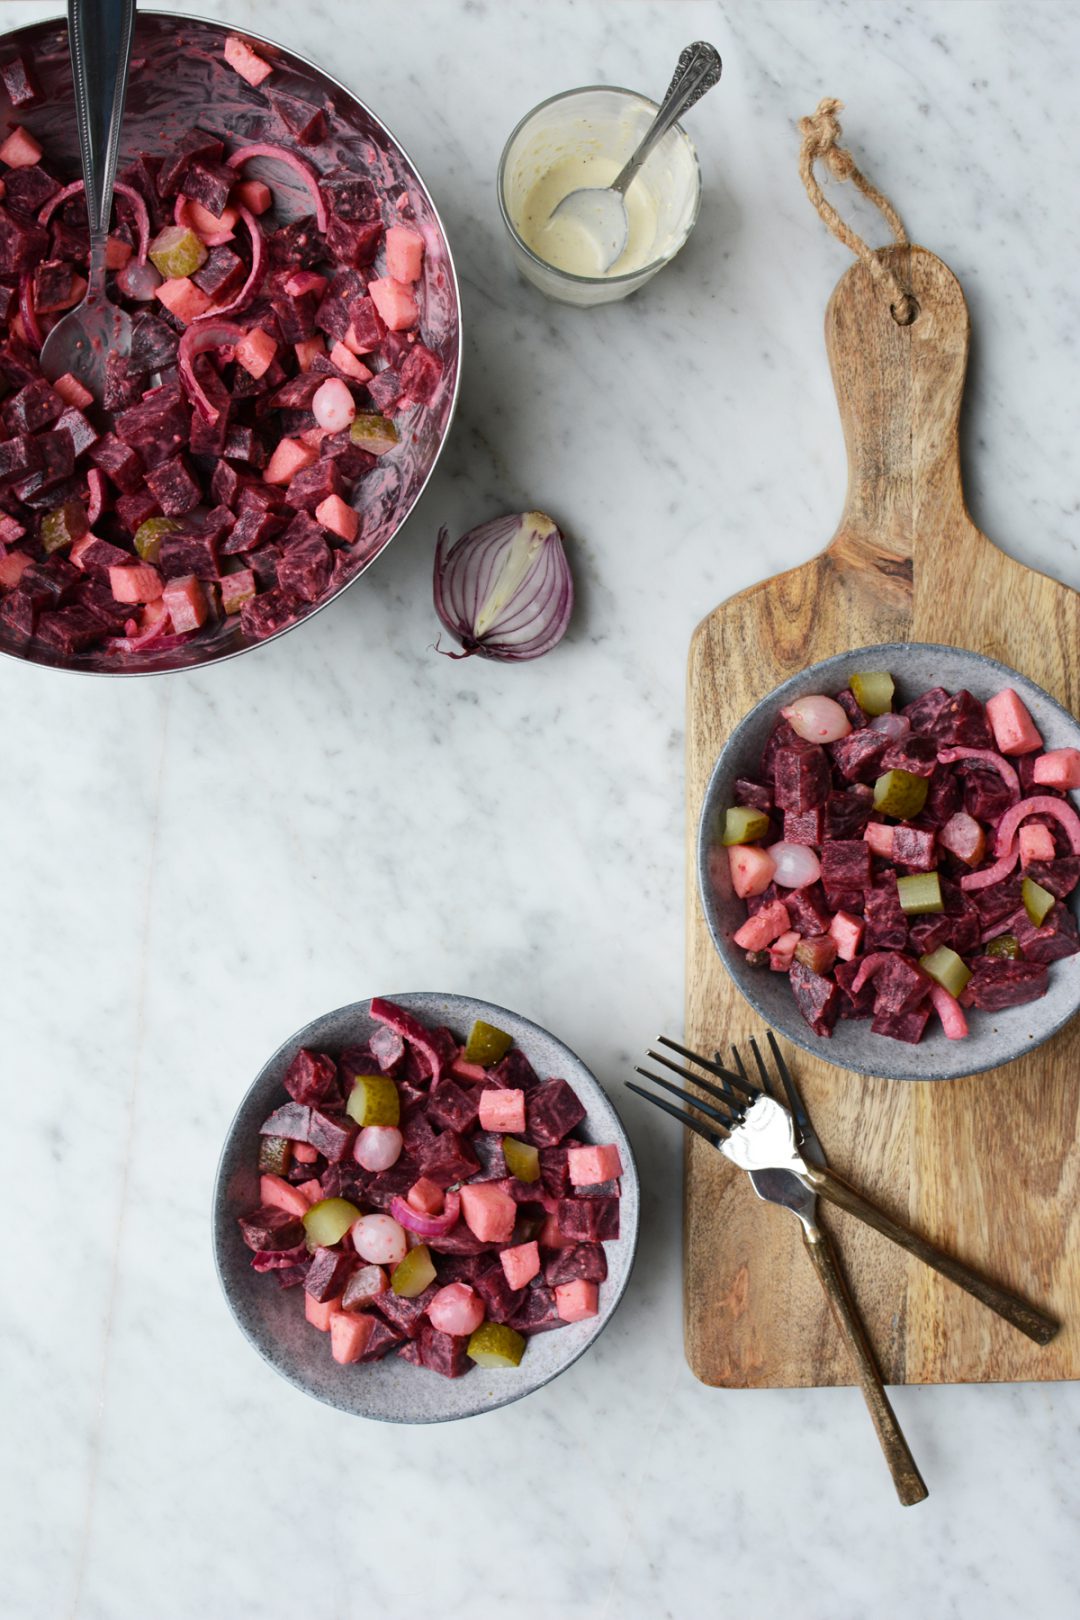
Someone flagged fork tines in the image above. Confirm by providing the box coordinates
[630,1030,797,1146]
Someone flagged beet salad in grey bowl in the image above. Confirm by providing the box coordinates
[697,643,1080,1082]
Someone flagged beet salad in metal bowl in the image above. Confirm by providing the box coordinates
[0,15,460,673]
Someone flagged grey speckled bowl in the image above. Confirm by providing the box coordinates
[697,644,1080,1082]
[213,993,639,1421]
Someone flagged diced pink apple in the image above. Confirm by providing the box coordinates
[1019,823,1056,865]
[285,270,328,299]
[539,1212,574,1250]
[769,929,800,971]
[828,910,864,961]
[259,1173,309,1217]
[449,1055,487,1084]
[555,1279,599,1323]
[182,198,238,243]
[986,688,1043,755]
[0,125,42,167]
[315,493,359,543]
[459,1182,516,1243]
[220,569,256,614]
[155,276,212,322]
[296,1179,323,1207]
[1032,748,1080,790]
[295,336,326,371]
[863,822,895,857]
[385,225,424,283]
[500,1241,541,1291]
[407,1176,444,1216]
[224,33,275,87]
[53,371,95,410]
[728,844,776,899]
[233,178,272,214]
[109,562,163,604]
[0,549,31,588]
[162,574,208,633]
[732,898,791,951]
[235,327,278,378]
[305,1292,343,1332]
[367,276,419,331]
[293,1141,319,1164]
[566,1143,623,1185]
[105,235,133,270]
[264,436,319,485]
[329,1308,376,1363]
[478,1087,526,1134]
[330,342,373,382]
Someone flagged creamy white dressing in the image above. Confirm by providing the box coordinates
[519,155,661,278]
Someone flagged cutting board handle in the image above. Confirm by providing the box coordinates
[826,244,971,574]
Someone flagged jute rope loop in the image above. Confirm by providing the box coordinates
[798,98,918,325]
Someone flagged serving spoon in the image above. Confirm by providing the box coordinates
[40,0,137,401]
[548,40,722,274]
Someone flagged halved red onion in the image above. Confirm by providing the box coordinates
[178,320,248,423]
[226,143,328,232]
[868,711,910,740]
[38,179,151,262]
[766,840,822,889]
[390,1188,461,1238]
[780,695,852,743]
[434,512,573,662]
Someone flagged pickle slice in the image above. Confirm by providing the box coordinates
[149,224,208,279]
[40,498,88,554]
[391,1244,436,1298]
[467,1322,526,1368]
[257,1134,293,1176]
[873,769,929,819]
[463,1019,514,1067]
[346,1074,400,1127]
[721,806,770,846]
[350,412,399,455]
[986,934,1021,960]
[849,671,895,716]
[897,871,944,915]
[1022,877,1055,926]
[502,1136,540,1183]
[918,946,971,998]
[134,515,180,563]
[302,1197,360,1246]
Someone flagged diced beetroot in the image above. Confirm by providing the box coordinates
[892,825,936,870]
[820,839,871,894]
[425,1079,480,1134]
[830,728,889,782]
[367,368,402,414]
[115,385,191,469]
[879,734,938,777]
[734,777,772,812]
[728,843,777,899]
[521,1078,586,1148]
[1010,902,1080,963]
[1033,749,1080,790]
[326,215,383,267]
[0,57,40,108]
[961,958,1049,1010]
[871,1004,932,1043]
[931,689,993,749]
[508,1282,565,1336]
[789,960,840,1035]
[774,744,831,811]
[307,1108,355,1163]
[345,294,386,352]
[732,897,792,951]
[224,33,275,86]
[1022,858,1080,899]
[556,1196,620,1243]
[828,910,864,961]
[305,1247,355,1305]
[0,126,42,168]
[415,1320,470,1378]
[283,1047,338,1107]
[161,574,207,633]
[825,785,874,839]
[145,456,201,517]
[239,1205,304,1252]
[986,688,1043,755]
[863,875,908,950]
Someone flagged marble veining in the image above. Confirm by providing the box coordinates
[1,2,1078,1617]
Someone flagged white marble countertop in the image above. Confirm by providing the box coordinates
[3,1,1079,1615]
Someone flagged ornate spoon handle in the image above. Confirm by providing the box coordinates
[612,41,722,196]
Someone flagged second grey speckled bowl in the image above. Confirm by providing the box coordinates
[697,643,1080,1081]
[213,993,639,1421]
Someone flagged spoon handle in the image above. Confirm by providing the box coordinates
[612,41,722,196]
[68,0,137,241]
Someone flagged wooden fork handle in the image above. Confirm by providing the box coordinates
[807,1164,1059,1346]
[801,1223,929,1507]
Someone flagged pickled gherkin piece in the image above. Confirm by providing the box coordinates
[391,1244,436,1298]
[302,1197,360,1247]
[502,1136,540,1183]
[849,671,895,717]
[345,1073,400,1127]
[349,412,399,455]
[149,224,208,280]
[134,515,180,563]
[986,934,1021,959]
[257,1134,293,1176]
[918,946,971,998]
[467,1322,526,1368]
[1022,876,1055,926]
[721,806,770,846]
[873,769,928,819]
[40,498,88,554]
[463,1019,514,1067]
[897,871,944,915]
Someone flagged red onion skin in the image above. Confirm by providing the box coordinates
[433,514,573,662]
[226,144,328,232]
[390,1189,461,1238]
[38,179,150,262]
[178,321,249,423]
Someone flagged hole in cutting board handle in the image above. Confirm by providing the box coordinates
[891,296,920,327]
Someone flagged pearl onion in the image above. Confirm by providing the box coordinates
[353,1126,403,1172]
[312,376,356,432]
[351,1213,407,1265]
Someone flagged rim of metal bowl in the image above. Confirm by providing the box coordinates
[496,84,703,287]
[0,11,462,678]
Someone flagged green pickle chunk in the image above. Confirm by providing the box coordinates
[849,671,895,716]
[721,806,770,846]
[873,769,929,819]
[350,413,399,454]
[257,1135,293,1176]
[463,1019,514,1067]
[302,1197,360,1247]
[40,498,88,554]
[986,934,1021,960]
[149,224,208,279]
[918,946,972,998]
[467,1322,526,1368]
[391,1244,436,1298]
[1022,877,1055,926]
[134,515,180,563]
[897,871,944,915]
[502,1136,540,1183]
[345,1074,400,1127]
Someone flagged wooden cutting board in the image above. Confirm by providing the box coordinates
[685,243,1080,1387]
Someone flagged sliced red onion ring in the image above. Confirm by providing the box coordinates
[937,746,1020,805]
[226,143,328,232]
[390,1189,461,1238]
[959,843,1019,891]
[18,270,42,349]
[178,320,248,422]
[37,179,150,263]
[434,512,574,662]
[994,794,1080,857]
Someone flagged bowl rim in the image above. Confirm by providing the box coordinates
[0,10,462,678]
[496,83,703,286]
[696,641,1080,1082]
[212,991,640,1422]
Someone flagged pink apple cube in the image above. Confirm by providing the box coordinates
[296,1179,323,1207]
[449,1056,487,1084]
[0,549,31,588]
[155,276,212,323]
[986,688,1043,755]
[0,126,42,167]
[53,372,95,410]
[285,270,328,299]
[385,225,424,283]
[330,341,374,381]
[769,929,800,971]
[863,822,895,857]
[183,198,238,243]
[407,1177,445,1216]
[732,898,791,951]
[459,1182,517,1244]
[828,910,865,961]
[224,33,274,86]
[295,337,326,371]
[264,436,319,486]
[162,575,207,633]
[233,178,272,214]
[235,327,277,378]
[1033,748,1080,790]
[304,1292,343,1332]
[567,1143,624,1186]
[109,562,163,604]
[1019,823,1056,865]
[105,235,133,270]
[329,1309,376,1363]
[555,1279,599,1323]
[500,1241,541,1291]
[367,276,419,331]
[315,493,359,543]
[220,569,256,615]
[539,1212,574,1250]
[728,844,776,900]
[478,1088,526,1134]
[259,1173,309,1217]
[293,1141,319,1164]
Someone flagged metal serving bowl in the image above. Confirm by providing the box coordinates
[697,643,1080,1082]
[0,12,461,675]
